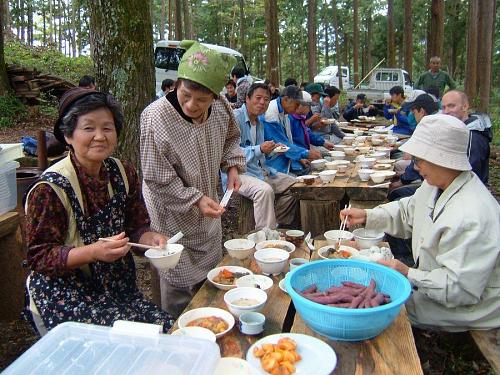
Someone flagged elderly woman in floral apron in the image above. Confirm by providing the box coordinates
[24,88,174,334]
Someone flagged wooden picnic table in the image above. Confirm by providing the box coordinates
[169,237,423,374]
[338,123,410,141]
[290,163,389,236]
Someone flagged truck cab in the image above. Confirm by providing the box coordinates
[154,40,250,92]
[314,65,351,89]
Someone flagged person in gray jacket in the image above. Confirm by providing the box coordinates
[341,114,499,331]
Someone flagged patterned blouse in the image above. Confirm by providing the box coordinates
[26,153,150,277]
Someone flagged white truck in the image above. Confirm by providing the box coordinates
[346,68,413,107]
[313,65,351,89]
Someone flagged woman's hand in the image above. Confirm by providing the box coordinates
[226,166,241,192]
[340,208,367,227]
[197,195,225,218]
[377,259,410,277]
[139,231,168,249]
[92,232,131,263]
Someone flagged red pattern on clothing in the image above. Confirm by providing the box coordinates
[26,153,150,276]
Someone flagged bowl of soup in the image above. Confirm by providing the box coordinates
[253,248,290,275]
[224,287,268,318]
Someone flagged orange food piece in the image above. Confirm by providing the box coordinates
[253,338,300,374]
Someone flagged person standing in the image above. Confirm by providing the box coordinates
[415,56,456,98]
[140,41,246,317]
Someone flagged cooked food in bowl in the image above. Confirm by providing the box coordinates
[232,298,261,307]
[318,245,358,260]
[187,316,229,334]
[207,266,253,290]
[224,287,268,317]
[256,240,296,254]
[254,248,290,275]
[224,238,255,260]
[212,268,250,285]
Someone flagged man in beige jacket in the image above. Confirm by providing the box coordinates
[342,114,499,331]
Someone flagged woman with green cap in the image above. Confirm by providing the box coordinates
[140,40,246,316]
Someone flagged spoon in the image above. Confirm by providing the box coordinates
[161,231,184,255]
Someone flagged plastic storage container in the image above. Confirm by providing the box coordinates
[0,143,23,164]
[0,161,20,215]
[3,321,221,375]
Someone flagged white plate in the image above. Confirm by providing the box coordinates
[236,274,274,291]
[213,358,260,375]
[170,326,217,342]
[273,145,290,154]
[178,307,235,338]
[246,333,337,375]
[317,245,359,260]
[255,240,296,254]
[207,266,253,291]
[278,278,288,294]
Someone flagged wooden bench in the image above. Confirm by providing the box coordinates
[470,329,500,374]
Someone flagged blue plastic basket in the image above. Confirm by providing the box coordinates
[285,259,412,341]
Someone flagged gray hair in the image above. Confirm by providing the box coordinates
[60,92,124,139]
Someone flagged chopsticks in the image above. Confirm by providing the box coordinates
[98,238,163,250]
[368,182,390,188]
[337,204,351,249]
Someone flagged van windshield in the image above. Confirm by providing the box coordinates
[155,47,185,70]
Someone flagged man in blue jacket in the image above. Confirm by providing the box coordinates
[442,90,492,185]
[261,85,321,175]
[383,86,413,135]
[233,83,298,229]
[343,93,378,121]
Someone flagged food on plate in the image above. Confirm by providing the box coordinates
[232,297,261,307]
[357,246,393,262]
[263,243,293,253]
[297,279,391,308]
[212,268,249,285]
[253,337,302,375]
[187,316,229,334]
[274,145,289,153]
[321,246,352,259]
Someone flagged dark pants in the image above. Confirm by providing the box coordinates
[388,184,419,201]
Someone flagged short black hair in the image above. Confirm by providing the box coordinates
[389,85,404,96]
[247,83,271,99]
[356,93,367,101]
[325,86,341,97]
[61,93,123,140]
[225,80,236,88]
[284,77,298,87]
[410,94,438,115]
[231,66,246,79]
[161,78,175,91]
[78,75,95,87]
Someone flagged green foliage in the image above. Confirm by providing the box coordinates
[0,94,27,128]
[4,40,93,85]
[489,88,500,147]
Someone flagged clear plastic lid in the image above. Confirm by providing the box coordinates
[4,322,221,375]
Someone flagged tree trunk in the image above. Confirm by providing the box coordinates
[427,0,445,62]
[366,7,372,70]
[88,0,155,168]
[332,0,342,90]
[476,0,495,111]
[0,0,10,95]
[1,0,11,33]
[403,0,413,78]
[324,0,329,66]
[352,0,359,85]
[447,0,460,77]
[174,0,182,40]
[182,0,192,39]
[70,0,77,57]
[239,0,245,58]
[387,0,395,68]
[265,0,279,84]
[159,0,165,40]
[58,0,63,51]
[168,0,172,39]
[465,0,478,101]
[27,0,33,45]
[307,0,317,82]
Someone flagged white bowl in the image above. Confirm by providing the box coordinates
[358,168,375,181]
[145,244,183,270]
[370,151,387,160]
[375,147,392,157]
[317,245,359,260]
[323,229,354,245]
[371,137,384,146]
[213,357,258,375]
[318,170,337,183]
[353,129,364,136]
[352,228,385,248]
[299,175,318,185]
[378,158,396,164]
[254,248,290,275]
[178,307,235,338]
[356,157,376,169]
[370,172,386,183]
[333,144,349,151]
[373,163,392,171]
[343,137,355,145]
[344,147,357,156]
[381,170,396,179]
[328,151,345,160]
[224,238,255,260]
[356,146,371,154]
[356,135,367,143]
[224,287,268,318]
[171,326,217,342]
[255,240,295,254]
[310,159,327,170]
[207,266,253,291]
[235,274,274,292]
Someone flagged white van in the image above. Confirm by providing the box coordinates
[313,65,351,89]
[154,40,250,92]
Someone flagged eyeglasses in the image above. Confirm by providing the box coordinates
[411,156,423,166]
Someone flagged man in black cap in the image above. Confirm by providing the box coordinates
[342,93,377,121]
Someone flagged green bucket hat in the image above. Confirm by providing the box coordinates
[178,40,236,95]
[305,83,327,96]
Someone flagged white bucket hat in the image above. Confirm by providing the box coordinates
[399,114,472,171]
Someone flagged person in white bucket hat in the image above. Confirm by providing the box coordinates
[340,114,499,331]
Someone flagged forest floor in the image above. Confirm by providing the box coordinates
[0,114,497,374]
